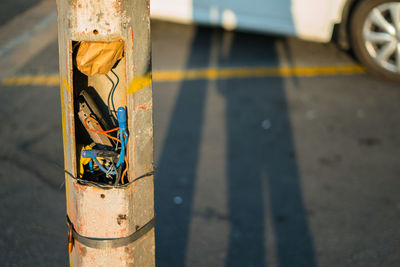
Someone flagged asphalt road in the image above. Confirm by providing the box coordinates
[1,1,400,267]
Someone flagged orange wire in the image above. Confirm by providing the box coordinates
[84,117,119,133]
[84,117,121,142]
[121,155,128,184]
[104,133,121,143]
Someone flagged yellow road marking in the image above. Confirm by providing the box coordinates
[154,65,365,80]
[3,74,59,86]
[1,65,365,86]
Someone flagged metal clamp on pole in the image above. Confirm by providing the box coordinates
[67,216,156,250]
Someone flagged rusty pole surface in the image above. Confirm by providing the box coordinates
[56,0,154,266]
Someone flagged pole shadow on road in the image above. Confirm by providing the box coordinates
[155,27,210,266]
[156,26,316,267]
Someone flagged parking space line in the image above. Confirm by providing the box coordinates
[154,65,365,81]
[1,65,365,86]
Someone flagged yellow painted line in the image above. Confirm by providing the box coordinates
[153,65,365,81]
[2,74,59,86]
[1,65,365,86]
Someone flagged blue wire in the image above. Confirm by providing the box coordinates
[116,107,128,168]
[116,130,128,167]
[89,160,94,173]
[93,157,116,175]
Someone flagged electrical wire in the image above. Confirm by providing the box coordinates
[111,161,119,182]
[83,116,127,181]
[93,157,116,175]
[110,69,119,116]
[121,155,128,184]
[84,117,119,133]
[64,170,155,189]
[105,74,117,122]
[121,136,129,184]
[84,116,120,143]
[116,130,128,167]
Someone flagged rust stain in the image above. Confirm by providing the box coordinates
[120,228,127,235]
[73,181,87,192]
[112,0,122,13]
[79,246,87,256]
[137,101,152,111]
[117,214,127,225]
[87,252,97,264]
[65,54,69,83]
[71,200,79,232]
[130,26,134,51]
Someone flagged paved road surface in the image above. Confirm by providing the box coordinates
[0,1,399,266]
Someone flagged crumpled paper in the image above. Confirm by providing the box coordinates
[76,40,124,76]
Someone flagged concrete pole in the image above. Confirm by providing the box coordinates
[56,0,154,266]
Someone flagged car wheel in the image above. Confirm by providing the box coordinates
[350,0,400,81]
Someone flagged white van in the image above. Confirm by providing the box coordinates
[151,0,400,81]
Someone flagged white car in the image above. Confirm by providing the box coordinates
[151,0,400,81]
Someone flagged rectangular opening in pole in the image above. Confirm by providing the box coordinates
[71,40,130,186]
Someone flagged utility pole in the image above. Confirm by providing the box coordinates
[56,0,155,266]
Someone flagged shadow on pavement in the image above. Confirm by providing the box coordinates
[155,27,210,266]
[156,26,316,267]
[217,31,316,267]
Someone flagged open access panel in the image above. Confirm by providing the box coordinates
[56,0,154,265]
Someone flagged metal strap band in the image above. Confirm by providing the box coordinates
[67,216,156,249]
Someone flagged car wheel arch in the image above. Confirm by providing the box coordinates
[335,0,363,49]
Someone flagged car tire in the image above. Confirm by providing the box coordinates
[350,0,400,82]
